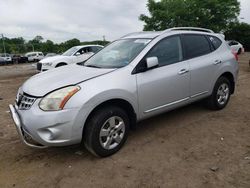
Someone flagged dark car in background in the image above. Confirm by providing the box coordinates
[0,56,5,65]
[11,54,28,64]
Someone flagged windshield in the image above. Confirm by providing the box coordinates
[84,39,151,68]
[62,47,78,56]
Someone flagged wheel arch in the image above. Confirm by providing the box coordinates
[219,72,235,94]
[55,62,67,67]
[83,99,137,134]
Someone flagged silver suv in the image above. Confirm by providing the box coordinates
[9,27,239,157]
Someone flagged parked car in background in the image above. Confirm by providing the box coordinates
[45,53,57,58]
[11,54,28,64]
[37,45,103,72]
[9,27,239,157]
[227,40,244,55]
[0,56,5,65]
[0,53,12,64]
[25,52,44,62]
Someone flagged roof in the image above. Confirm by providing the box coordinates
[121,27,215,39]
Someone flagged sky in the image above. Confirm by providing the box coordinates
[0,0,249,43]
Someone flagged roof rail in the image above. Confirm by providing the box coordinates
[163,27,214,34]
[121,32,145,38]
[121,31,160,38]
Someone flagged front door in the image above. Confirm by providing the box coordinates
[136,35,190,118]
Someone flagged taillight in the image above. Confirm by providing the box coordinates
[232,51,238,62]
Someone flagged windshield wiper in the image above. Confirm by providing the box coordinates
[85,65,101,68]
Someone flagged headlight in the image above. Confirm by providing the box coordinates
[43,62,52,66]
[39,86,80,111]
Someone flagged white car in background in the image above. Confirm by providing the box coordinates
[25,52,44,62]
[0,53,12,63]
[227,40,244,55]
[37,45,103,72]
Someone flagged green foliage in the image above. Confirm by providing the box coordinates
[140,0,240,32]
[225,22,250,51]
[0,36,109,55]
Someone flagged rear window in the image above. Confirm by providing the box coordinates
[208,36,222,50]
[182,34,211,59]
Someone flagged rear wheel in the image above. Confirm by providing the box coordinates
[206,77,231,110]
[83,106,129,157]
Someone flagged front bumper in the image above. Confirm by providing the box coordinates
[9,104,47,148]
[9,101,82,148]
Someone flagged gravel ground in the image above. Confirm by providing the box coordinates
[0,54,250,188]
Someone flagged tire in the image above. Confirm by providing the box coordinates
[206,77,231,110]
[83,106,129,157]
[56,63,67,68]
[237,48,242,55]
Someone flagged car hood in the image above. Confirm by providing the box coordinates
[40,55,72,63]
[22,64,115,97]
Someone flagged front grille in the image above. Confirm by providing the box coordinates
[16,93,36,110]
[37,62,42,71]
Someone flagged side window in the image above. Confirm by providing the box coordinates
[208,36,222,50]
[87,47,93,53]
[78,48,87,55]
[79,47,92,54]
[91,46,102,53]
[183,34,211,59]
[228,41,238,46]
[232,41,238,45]
[146,36,183,66]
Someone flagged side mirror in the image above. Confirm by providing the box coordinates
[134,57,159,74]
[75,52,81,56]
[146,57,159,69]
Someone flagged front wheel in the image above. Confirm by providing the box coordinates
[83,106,129,157]
[206,77,231,110]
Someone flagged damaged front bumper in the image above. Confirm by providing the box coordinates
[9,104,48,148]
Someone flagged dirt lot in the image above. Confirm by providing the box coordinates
[0,54,250,188]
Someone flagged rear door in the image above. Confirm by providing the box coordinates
[182,34,222,99]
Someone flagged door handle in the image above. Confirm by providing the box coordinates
[178,69,189,75]
[214,60,222,65]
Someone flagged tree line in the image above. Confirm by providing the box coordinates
[140,0,250,51]
[0,35,110,55]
